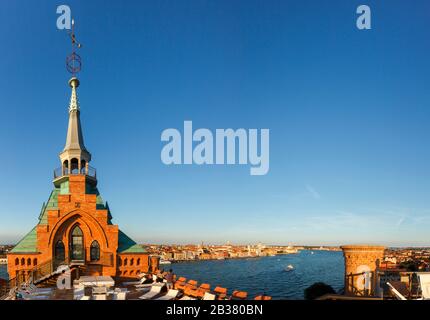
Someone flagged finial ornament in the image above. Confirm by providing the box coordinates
[66,19,82,76]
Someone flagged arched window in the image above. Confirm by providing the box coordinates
[130,258,134,266]
[27,258,31,266]
[70,225,84,261]
[15,258,19,266]
[124,258,128,266]
[137,258,140,266]
[63,160,69,175]
[70,158,79,174]
[80,160,86,174]
[21,258,25,266]
[55,240,65,263]
[90,241,100,261]
[33,258,37,266]
[118,258,122,266]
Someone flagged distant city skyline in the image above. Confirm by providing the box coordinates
[1,1,430,246]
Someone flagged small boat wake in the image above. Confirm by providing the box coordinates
[284,264,294,272]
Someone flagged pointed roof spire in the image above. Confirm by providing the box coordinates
[59,77,91,165]
[63,77,89,153]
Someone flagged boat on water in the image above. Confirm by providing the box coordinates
[159,260,172,265]
[284,264,294,272]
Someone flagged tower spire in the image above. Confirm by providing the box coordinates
[57,19,92,178]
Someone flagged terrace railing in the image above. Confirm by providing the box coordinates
[0,277,18,300]
[53,166,97,180]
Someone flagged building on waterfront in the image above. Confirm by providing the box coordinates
[6,76,159,284]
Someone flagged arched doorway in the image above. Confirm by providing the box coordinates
[70,225,84,261]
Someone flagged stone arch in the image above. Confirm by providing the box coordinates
[63,160,69,175]
[80,160,87,174]
[70,158,79,174]
[48,210,109,249]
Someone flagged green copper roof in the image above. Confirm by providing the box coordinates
[117,230,147,253]
[10,227,38,253]
[38,189,60,224]
[13,179,130,254]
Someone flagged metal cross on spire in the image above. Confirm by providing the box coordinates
[66,19,82,76]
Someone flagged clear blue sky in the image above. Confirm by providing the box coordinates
[0,0,429,246]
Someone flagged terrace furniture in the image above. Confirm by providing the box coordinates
[76,276,115,288]
[74,287,85,300]
[179,295,197,300]
[174,277,187,290]
[202,292,216,300]
[188,283,210,298]
[214,286,228,300]
[123,274,154,286]
[92,286,108,295]
[113,291,127,300]
[27,283,54,294]
[154,289,179,301]
[17,291,50,300]
[138,283,165,300]
[231,290,248,300]
[182,280,198,296]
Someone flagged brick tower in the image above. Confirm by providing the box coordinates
[341,245,385,296]
[7,76,157,284]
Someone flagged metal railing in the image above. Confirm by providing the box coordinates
[344,272,375,296]
[0,277,18,299]
[0,251,114,299]
[376,270,421,299]
[53,165,97,179]
[345,270,423,299]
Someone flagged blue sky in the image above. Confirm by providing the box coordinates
[0,0,429,246]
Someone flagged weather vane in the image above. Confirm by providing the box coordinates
[66,19,82,76]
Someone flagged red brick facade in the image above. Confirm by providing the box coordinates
[7,176,154,282]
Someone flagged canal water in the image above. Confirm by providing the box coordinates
[167,250,344,299]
